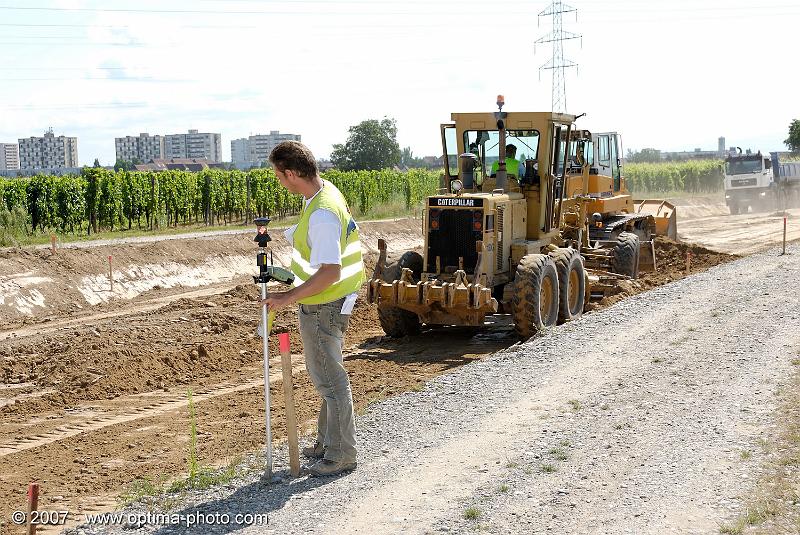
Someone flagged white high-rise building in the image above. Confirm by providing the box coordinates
[165,130,222,162]
[230,131,302,168]
[115,133,165,163]
[0,143,20,170]
[18,129,78,169]
[231,138,250,169]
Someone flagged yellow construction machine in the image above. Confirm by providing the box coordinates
[367,97,676,339]
[563,131,677,273]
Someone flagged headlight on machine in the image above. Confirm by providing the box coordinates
[725,194,731,199]
[759,192,767,197]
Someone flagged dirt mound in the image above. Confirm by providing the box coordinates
[595,237,737,308]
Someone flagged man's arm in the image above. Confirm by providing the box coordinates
[263,263,341,310]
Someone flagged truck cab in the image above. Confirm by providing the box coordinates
[723,148,773,214]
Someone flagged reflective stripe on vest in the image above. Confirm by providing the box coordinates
[289,180,365,305]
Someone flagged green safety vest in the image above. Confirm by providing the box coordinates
[491,157,521,176]
[290,180,365,305]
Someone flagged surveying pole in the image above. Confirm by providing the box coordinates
[253,217,295,479]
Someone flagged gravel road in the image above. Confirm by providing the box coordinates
[68,244,800,535]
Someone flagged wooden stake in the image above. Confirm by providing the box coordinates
[279,332,300,477]
[685,251,692,275]
[50,235,56,255]
[26,482,39,535]
[783,216,787,256]
[108,255,113,293]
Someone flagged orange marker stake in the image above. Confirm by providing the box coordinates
[279,332,300,477]
[108,255,113,293]
[783,216,787,256]
[50,235,56,255]
[685,251,692,275]
[26,482,39,535]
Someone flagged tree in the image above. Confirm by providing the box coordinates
[114,158,143,172]
[93,158,102,168]
[785,119,800,153]
[331,117,401,171]
[400,146,428,169]
[626,148,661,163]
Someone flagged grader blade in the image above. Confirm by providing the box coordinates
[635,199,677,240]
[639,240,657,272]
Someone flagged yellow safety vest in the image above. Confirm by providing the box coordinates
[290,180,365,305]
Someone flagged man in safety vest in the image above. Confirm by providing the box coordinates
[262,141,364,477]
[490,143,522,177]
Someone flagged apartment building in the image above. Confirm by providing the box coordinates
[231,138,250,168]
[230,131,302,168]
[18,129,78,169]
[164,130,222,163]
[115,133,165,163]
[0,143,20,170]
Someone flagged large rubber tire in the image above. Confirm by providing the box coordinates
[549,247,585,324]
[612,232,640,278]
[398,251,424,279]
[376,253,422,337]
[728,203,739,215]
[511,254,559,339]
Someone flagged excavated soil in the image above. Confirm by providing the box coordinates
[0,215,747,534]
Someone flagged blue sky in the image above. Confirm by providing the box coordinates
[1,0,798,165]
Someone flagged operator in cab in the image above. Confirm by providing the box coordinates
[490,144,522,178]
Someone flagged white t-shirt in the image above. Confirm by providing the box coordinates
[283,183,357,313]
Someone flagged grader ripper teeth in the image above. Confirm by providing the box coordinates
[367,239,497,326]
[367,272,497,319]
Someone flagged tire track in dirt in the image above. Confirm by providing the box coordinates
[0,356,304,458]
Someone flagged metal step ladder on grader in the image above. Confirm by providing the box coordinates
[367,97,677,339]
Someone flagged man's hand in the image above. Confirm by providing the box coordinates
[262,291,295,311]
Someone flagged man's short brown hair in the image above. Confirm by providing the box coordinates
[269,141,318,179]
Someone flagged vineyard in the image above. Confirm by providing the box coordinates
[0,168,440,241]
[624,160,724,194]
[0,160,726,244]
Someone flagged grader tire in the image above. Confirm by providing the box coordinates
[377,253,421,337]
[398,251,424,279]
[511,254,559,339]
[612,232,640,278]
[549,247,585,324]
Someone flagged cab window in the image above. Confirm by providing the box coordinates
[598,135,610,165]
[463,129,540,179]
[443,126,458,177]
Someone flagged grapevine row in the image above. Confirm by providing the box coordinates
[0,168,440,236]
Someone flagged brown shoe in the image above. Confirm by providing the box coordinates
[308,459,357,477]
[301,442,325,459]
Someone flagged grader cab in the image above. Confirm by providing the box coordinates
[367,97,673,339]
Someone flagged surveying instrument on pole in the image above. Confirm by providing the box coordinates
[253,217,294,479]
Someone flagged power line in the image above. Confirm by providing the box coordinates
[0,4,542,15]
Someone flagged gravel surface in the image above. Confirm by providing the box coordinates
[67,244,800,535]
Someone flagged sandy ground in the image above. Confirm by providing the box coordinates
[0,199,794,534]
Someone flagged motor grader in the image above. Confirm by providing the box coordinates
[367,97,675,339]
